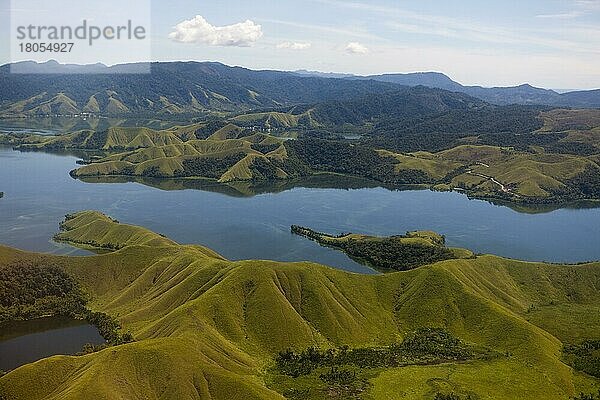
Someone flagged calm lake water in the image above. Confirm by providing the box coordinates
[0,317,104,371]
[1,147,600,272]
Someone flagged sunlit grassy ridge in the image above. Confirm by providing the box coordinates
[54,210,177,251]
[0,211,599,399]
[70,132,289,183]
[6,122,221,151]
[437,145,599,198]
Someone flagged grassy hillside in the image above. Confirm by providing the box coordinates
[8,123,220,152]
[435,145,600,199]
[0,212,599,399]
[54,211,177,251]
[69,133,290,183]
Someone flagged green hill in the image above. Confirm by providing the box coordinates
[53,211,177,251]
[1,211,599,399]
[69,133,289,183]
[9,123,220,152]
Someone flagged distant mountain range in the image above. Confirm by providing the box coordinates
[324,71,600,108]
[295,70,600,108]
[0,60,598,117]
[370,74,600,108]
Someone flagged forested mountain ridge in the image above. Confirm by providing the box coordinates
[352,72,600,107]
[1,61,598,118]
[0,61,401,116]
[231,86,488,129]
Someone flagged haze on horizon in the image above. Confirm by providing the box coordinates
[1,0,599,90]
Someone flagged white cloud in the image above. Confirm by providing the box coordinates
[536,11,584,19]
[345,42,368,54]
[169,15,263,47]
[277,41,312,50]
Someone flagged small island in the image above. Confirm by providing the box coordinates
[291,225,474,271]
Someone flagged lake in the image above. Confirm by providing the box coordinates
[1,147,600,273]
[0,317,104,371]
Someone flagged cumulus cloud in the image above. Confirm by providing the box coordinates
[276,41,312,50]
[345,42,369,54]
[169,15,263,47]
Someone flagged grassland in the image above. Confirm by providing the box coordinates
[0,211,599,399]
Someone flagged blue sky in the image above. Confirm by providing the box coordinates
[2,0,599,89]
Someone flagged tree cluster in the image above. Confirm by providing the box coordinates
[275,328,476,378]
[179,153,247,178]
[563,340,600,378]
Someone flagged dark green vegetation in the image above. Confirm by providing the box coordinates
[271,328,491,399]
[0,211,599,399]
[564,341,600,379]
[291,226,473,271]
[0,262,84,323]
[0,259,131,346]
[284,138,437,184]
[0,61,400,116]
[572,391,600,400]
[275,328,481,375]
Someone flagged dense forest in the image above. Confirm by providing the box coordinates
[374,105,545,137]
[572,392,600,400]
[284,139,436,185]
[339,237,457,271]
[563,340,600,379]
[180,153,247,179]
[544,166,600,201]
[0,262,85,323]
[275,328,478,376]
[0,261,131,346]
